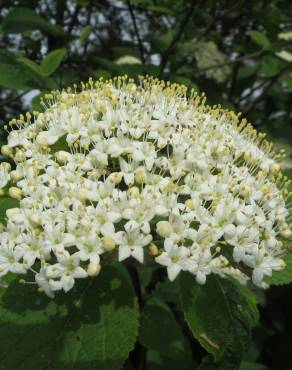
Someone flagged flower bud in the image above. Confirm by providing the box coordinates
[108,172,123,185]
[36,132,57,146]
[127,186,139,198]
[14,150,25,162]
[1,145,12,156]
[27,211,41,226]
[55,151,71,164]
[260,185,270,195]
[156,221,172,237]
[6,207,24,224]
[270,163,281,173]
[102,236,116,251]
[87,260,101,276]
[10,170,23,182]
[239,184,251,198]
[77,188,89,201]
[9,187,22,200]
[185,198,195,210]
[280,229,292,239]
[6,207,21,218]
[1,162,11,172]
[135,169,147,184]
[149,243,158,257]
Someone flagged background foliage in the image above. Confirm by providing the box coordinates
[0,0,292,369]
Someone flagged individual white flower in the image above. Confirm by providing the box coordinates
[76,232,103,262]
[155,238,189,281]
[0,244,27,277]
[35,266,55,298]
[116,221,152,263]
[46,251,87,292]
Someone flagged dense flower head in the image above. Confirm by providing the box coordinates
[0,76,291,297]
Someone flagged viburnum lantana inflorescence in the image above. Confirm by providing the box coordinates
[0,76,291,297]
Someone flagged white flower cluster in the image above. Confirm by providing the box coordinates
[0,76,291,297]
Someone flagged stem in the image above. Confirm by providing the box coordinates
[159,1,198,77]
[125,262,146,370]
[127,0,146,64]
[126,262,144,307]
[198,50,264,73]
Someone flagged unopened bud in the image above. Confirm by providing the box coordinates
[36,132,53,146]
[260,185,270,195]
[135,169,147,184]
[270,163,281,173]
[108,172,123,185]
[77,188,89,201]
[128,186,139,198]
[14,150,25,162]
[27,211,41,226]
[156,221,172,237]
[102,236,116,251]
[239,184,251,198]
[280,229,292,239]
[149,243,158,257]
[87,260,101,277]
[10,170,23,182]
[1,145,12,156]
[55,151,71,164]
[185,198,195,210]
[1,162,11,172]
[6,207,21,218]
[8,187,22,200]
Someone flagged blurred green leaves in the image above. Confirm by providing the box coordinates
[250,31,271,50]
[0,48,66,91]
[2,7,69,39]
[40,48,66,77]
[0,49,39,90]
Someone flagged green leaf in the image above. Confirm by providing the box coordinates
[138,299,187,359]
[80,25,93,44]
[0,197,19,225]
[265,251,292,285]
[0,264,139,370]
[40,48,66,77]
[179,274,259,368]
[151,30,175,53]
[237,64,260,80]
[147,350,195,370]
[239,361,269,370]
[258,56,283,78]
[2,8,69,39]
[250,31,271,50]
[0,49,40,90]
[17,56,43,76]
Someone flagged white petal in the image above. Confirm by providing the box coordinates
[196,271,206,284]
[167,264,181,281]
[131,246,144,263]
[101,222,115,236]
[118,246,131,261]
[73,266,88,279]
[124,173,134,185]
